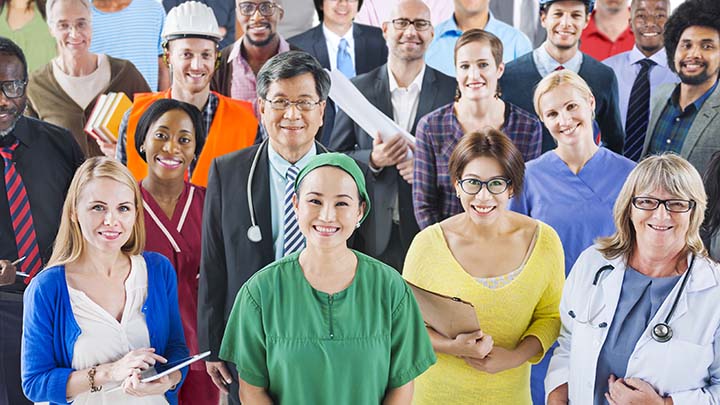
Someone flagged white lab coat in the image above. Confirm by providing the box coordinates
[545,246,720,404]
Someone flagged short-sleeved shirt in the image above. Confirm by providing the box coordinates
[90,0,165,90]
[220,250,436,404]
[425,13,533,77]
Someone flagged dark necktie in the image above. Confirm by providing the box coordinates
[624,59,656,161]
[1,141,43,283]
[283,165,304,256]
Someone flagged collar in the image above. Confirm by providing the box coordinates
[628,45,669,68]
[436,11,498,38]
[1,116,31,148]
[534,44,583,74]
[387,64,426,93]
[267,141,318,178]
[670,80,719,111]
[322,24,354,51]
[584,10,633,41]
[604,252,718,293]
[227,36,291,64]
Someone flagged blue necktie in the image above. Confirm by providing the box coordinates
[624,59,656,161]
[337,38,356,78]
[283,165,304,256]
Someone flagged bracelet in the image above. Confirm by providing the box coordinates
[88,365,102,393]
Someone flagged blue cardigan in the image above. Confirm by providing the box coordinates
[21,252,189,404]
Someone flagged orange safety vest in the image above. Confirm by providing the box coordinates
[126,89,258,187]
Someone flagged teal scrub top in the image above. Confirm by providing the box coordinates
[220,250,436,405]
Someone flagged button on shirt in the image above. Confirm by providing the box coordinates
[323,25,355,73]
[648,80,719,155]
[602,47,680,128]
[533,45,584,77]
[229,36,292,117]
[268,142,317,260]
[425,13,532,77]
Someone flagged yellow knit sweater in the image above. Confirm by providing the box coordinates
[403,221,565,404]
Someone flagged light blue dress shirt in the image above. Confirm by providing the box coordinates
[267,142,317,260]
[425,13,533,77]
[532,44,584,77]
[603,47,680,128]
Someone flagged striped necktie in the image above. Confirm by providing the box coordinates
[283,165,304,256]
[337,38,356,78]
[624,59,656,161]
[1,141,43,283]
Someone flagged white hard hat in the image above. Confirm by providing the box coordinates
[162,1,223,43]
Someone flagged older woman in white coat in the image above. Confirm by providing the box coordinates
[546,153,720,405]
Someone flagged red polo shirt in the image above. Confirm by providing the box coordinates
[579,11,635,61]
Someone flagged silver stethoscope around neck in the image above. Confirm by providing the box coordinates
[245,138,330,243]
[568,255,695,343]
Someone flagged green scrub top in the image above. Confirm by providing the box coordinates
[0,3,56,74]
[220,250,436,405]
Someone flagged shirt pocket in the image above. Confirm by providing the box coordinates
[651,338,713,394]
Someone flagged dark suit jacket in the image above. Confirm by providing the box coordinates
[499,52,625,153]
[288,23,389,143]
[329,64,456,258]
[198,140,375,364]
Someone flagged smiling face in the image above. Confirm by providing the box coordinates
[49,0,92,56]
[455,40,504,101]
[538,83,595,148]
[0,54,26,136]
[260,72,325,160]
[630,0,668,56]
[74,177,137,255]
[293,166,364,250]
[454,156,512,225]
[631,188,691,254]
[541,1,589,51]
[383,0,433,62]
[674,25,720,86]
[143,109,196,183]
[237,0,283,47]
[167,38,217,93]
[322,0,359,29]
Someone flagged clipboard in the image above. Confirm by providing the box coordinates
[105,351,211,393]
[406,280,480,339]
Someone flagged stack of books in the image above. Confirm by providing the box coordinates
[84,92,132,143]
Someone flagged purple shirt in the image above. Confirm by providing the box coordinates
[413,101,542,229]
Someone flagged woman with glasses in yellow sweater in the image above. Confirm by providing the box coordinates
[403,129,564,404]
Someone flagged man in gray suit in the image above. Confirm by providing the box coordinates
[643,0,720,175]
[330,0,455,271]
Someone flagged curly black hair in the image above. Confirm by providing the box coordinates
[0,37,27,80]
[663,0,720,73]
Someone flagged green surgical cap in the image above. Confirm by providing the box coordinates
[294,153,371,224]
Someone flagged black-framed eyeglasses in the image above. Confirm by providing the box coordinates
[458,177,511,195]
[237,1,281,16]
[631,197,696,213]
[264,98,323,111]
[391,18,432,31]
[0,80,27,99]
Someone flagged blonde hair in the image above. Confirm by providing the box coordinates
[533,69,595,120]
[47,157,145,268]
[596,153,707,260]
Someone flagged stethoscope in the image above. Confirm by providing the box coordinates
[568,255,695,343]
[246,138,329,243]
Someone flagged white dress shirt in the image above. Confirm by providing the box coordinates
[323,24,355,72]
[388,64,425,133]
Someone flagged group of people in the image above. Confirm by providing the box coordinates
[1,0,720,404]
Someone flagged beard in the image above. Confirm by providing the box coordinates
[246,27,276,48]
[678,64,719,86]
[0,105,22,138]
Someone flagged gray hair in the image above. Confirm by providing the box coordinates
[256,51,331,101]
[46,0,92,25]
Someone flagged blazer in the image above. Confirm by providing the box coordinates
[288,23,389,143]
[643,82,720,175]
[499,52,625,154]
[198,140,375,363]
[329,64,456,257]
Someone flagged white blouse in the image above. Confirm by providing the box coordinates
[67,255,167,405]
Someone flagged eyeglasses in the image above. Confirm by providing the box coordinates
[391,18,432,31]
[264,98,323,111]
[631,197,696,213]
[237,1,281,16]
[0,80,27,99]
[458,177,511,195]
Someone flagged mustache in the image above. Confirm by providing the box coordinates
[0,107,19,115]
